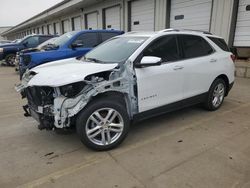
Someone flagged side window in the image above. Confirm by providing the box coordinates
[72,33,98,48]
[23,36,39,48]
[181,35,214,59]
[208,37,230,52]
[143,35,180,62]
[101,33,119,43]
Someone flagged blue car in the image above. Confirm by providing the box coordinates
[0,34,57,66]
[19,30,124,77]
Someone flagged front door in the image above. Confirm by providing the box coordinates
[70,32,99,57]
[135,35,184,112]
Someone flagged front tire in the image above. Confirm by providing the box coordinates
[204,78,226,111]
[5,54,16,66]
[76,97,130,151]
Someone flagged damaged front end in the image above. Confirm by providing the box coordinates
[16,61,138,130]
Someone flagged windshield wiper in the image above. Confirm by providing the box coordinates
[85,57,103,63]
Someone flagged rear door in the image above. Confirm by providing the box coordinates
[135,35,184,112]
[178,34,217,99]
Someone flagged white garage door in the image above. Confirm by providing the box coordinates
[73,16,82,31]
[130,0,155,31]
[104,6,121,30]
[170,0,212,31]
[54,22,60,35]
[47,24,53,34]
[234,0,250,47]
[62,20,70,33]
[86,12,98,30]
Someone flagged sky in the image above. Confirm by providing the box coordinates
[0,0,63,27]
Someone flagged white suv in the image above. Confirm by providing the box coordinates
[17,29,235,150]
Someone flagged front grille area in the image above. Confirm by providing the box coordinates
[25,86,54,108]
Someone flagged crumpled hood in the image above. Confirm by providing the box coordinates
[27,58,118,87]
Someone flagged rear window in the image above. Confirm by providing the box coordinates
[101,32,120,42]
[181,35,214,59]
[208,37,230,52]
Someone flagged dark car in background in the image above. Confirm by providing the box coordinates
[18,30,124,77]
[15,37,58,73]
[0,34,57,66]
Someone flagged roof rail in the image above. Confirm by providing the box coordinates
[158,28,213,35]
[181,29,213,35]
[158,28,179,33]
[125,31,146,35]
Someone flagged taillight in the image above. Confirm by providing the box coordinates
[230,54,236,63]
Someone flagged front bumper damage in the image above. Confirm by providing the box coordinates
[16,63,138,130]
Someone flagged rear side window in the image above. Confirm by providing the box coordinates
[180,35,214,59]
[143,35,180,62]
[73,33,99,48]
[101,32,119,42]
[208,37,230,52]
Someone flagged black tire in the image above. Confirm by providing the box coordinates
[76,97,130,151]
[204,78,226,111]
[5,54,16,66]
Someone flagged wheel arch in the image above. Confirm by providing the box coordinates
[88,91,133,119]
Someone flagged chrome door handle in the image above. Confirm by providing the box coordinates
[210,59,217,63]
[173,66,184,70]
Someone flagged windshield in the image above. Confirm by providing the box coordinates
[52,31,78,47]
[19,35,30,43]
[37,37,58,49]
[84,36,148,63]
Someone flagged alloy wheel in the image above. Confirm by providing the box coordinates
[85,108,124,146]
[212,83,225,108]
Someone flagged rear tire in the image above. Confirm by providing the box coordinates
[204,78,226,111]
[76,97,130,151]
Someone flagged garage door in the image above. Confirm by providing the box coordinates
[47,24,53,34]
[54,22,60,35]
[130,0,155,31]
[170,0,212,31]
[72,16,82,31]
[234,0,250,47]
[104,6,121,30]
[86,12,98,30]
[62,20,70,34]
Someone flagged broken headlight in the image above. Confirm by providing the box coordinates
[60,81,86,98]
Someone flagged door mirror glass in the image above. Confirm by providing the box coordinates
[136,56,162,68]
[71,42,84,48]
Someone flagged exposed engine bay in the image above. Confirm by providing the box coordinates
[16,61,138,130]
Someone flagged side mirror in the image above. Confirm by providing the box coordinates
[71,43,84,49]
[135,56,162,68]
